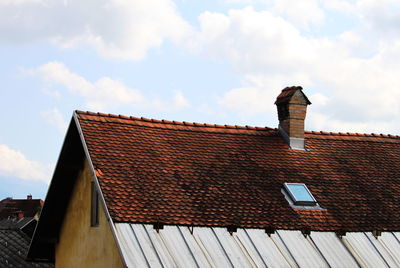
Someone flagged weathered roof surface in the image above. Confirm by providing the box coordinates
[0,218,33,230]
[0,218,38,239]
[76,110,400,232]
[0,198,43,219]
[0,229,53,267]
[115,223,400,268]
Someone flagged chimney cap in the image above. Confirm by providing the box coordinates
[16,210,24,219]
[275,86,311,105]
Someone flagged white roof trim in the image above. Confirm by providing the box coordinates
[74,112,128,268]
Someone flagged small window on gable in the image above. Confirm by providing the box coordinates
[91,181,99,227]
[283,183,317,206]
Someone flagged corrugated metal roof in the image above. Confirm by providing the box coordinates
[115,223,400,268]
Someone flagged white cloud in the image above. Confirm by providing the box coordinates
[271,0,325,29]
[0,0,42,5]
[0,144,51,183]
[225,0,257,3]
[309,93,329,106]
[4,0,400,135]
[219,73,312,122]
[41,108,68,133]
[355,0,400,39]
[324,0,400,39]
[194,7,318,74]
[150,91,190,112]
[0,0,191,60]
[223,0,325,29]
[220,86,271,116]
[195,6,400,134]
[32,61,190,112]
[172,91,190,110]
[323,0,354,13]
[41,87,61,99]
[307,111,398,135]
[35,61,144,110]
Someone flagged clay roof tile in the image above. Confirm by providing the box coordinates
[75,111,400,231]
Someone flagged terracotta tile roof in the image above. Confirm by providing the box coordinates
[0,198,43,219]
[76,110,400,232]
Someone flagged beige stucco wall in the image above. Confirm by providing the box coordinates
[55,160,124,268]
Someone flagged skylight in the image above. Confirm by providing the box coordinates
[283,183,317,206]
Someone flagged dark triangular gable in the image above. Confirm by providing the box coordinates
[27,115,86,261]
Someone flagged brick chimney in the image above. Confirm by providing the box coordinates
[16,210,24,220]
[275,86,311,150]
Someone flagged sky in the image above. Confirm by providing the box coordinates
[1,0,400,200]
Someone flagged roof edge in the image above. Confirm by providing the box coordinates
[112,221,400,233]
[75,110,400,140]
[73,111,128,268]
[75,110,275,132]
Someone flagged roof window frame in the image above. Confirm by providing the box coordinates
[283,183,317,206]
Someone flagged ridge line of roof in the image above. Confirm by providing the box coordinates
[306,130,400,139]
[75,110,276,132]
[75,110,400,139]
